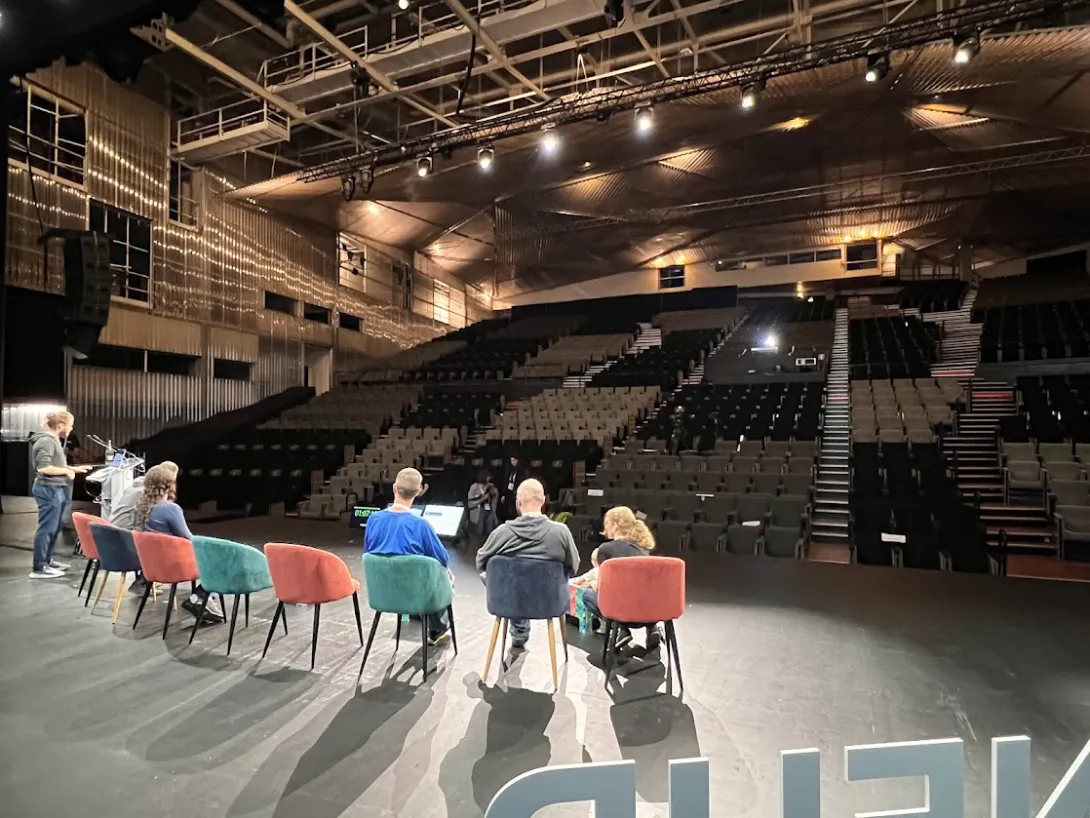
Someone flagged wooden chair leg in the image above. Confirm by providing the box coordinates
[359,611,381,676]
[92,570,110,612]
[132,580,153,630]
[482,617,501,681]
[546,619,559,690]
[558,617,569,661]
[226,595,241,656]
[263,601,284,658]
[111,573,127,624]
[162,584,178,640]
[310,603,322,670]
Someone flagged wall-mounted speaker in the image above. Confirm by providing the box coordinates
[45,229,113,358]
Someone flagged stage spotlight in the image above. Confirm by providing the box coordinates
[764,334,778,349]
[603,0,624,27]
[865,52,890,83]
[416,155,432,178]
[741,80,763,110]
[477,146,494,171]
[398,0,410,9]
[340,174,356,201]
[953,32,980,64]
[540,125,559,154]
[634,105,654,133]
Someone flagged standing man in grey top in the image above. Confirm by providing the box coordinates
[29,411,91,579]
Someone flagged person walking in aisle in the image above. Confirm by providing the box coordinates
[29,411,91,579]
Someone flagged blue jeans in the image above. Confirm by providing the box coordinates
[32,481,68,571]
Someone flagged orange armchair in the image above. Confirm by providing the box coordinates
[131,531,200,639]
[263,542,364,669]
[72,511,104,603]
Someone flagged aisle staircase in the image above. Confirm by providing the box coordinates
[945,380,1056,555]
[810,307,850,546]
[562,323,662,388]
[925,289,981,378]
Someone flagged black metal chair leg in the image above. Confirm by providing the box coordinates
[310,603,322,670]
[263,601,284,658]
[281,603,288,635]
[132,580,153,630]
[421,615,430,681]
[84,563,100,608]
[447,605,458,655]
[244,594,250,628]
[394,615,402,652]
[188,593,211,645]
[351,592,363,645]
[359,611,381,677]
[226,594,241,656]
[78,559,94,598]
[603,623,618,687]
[217,593,227,615]
[162,584,177,639]
[600,621,613,666]
[665,620,684,691]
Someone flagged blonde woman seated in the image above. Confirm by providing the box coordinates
[573,506,662,651]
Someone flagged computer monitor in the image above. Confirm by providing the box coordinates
[421,504,464,539]
[110,451,124,468]
[349,506,381,530]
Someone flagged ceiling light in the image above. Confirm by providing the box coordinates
[953,32,980,64]
[477,146,494,171]
[398,0,410,9]
[865,52,890,83]
[741,80,764,110]
[416,155,432,178]
[540,125,559,154]
[635,106,654,133]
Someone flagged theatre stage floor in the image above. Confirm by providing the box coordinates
[2,511,1090,818]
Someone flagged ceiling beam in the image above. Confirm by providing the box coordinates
[283,0,460,129]
[442,0,551,101]
[211,0,291,49]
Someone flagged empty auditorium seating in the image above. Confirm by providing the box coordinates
[974,268,1090,311]
[590,329,724,390]
[654,307,745,334]
[977,300,1090,364]
[745,297,834,323]
[338,341,467,385]
[411,337,545,380]
[899,280,966,314]
[1001,375,1090,442]
[512,333,633,379]
[849,316,938,379]
[483,387,660,450]
[637,382,823,447]
[850,378,962,444]
[262,384,420,430]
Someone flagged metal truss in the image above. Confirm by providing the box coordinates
[300,0,1090,182]
[493,143,1090,242]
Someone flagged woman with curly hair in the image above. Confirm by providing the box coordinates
[138,464,224,624]
[575,506,663,651]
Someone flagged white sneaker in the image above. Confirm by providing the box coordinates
[30,566,66,579]
[49,559,70,571]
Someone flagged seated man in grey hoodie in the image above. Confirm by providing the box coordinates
[475,478,580,648]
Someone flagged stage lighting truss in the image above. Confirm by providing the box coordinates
[300,0,1090,183]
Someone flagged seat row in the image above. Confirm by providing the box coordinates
[1001,376,1090,443]
[977,299,1090,363]
[849,316,938,380]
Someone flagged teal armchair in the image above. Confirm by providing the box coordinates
[191,536,274,654]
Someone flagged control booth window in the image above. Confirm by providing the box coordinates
[8,85,87,186]
[89,200,152,303]
[659,265,685,290]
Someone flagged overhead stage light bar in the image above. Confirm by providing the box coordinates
[299,0,1090,183]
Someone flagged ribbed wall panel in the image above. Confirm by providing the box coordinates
[5,63,463,444]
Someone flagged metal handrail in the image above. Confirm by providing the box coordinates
[176,100,288,146]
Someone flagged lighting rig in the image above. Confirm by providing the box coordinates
[300,0,1090,184]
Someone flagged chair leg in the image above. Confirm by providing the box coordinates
[78,559,94,598]
[558,617,568,662]
[281,603,288,635]
[188,593,210,646]
[603,622,618,688]
[226,595,241,656]
[420,614,430,682]
[665,620,684,691]
[263,601,284,658]
[92,571,110,612]
[245,594,250,628]
[111,573,127,624]
[217,593,227,616]
[351,592,363,645]
[359,611,381,676]
[85,563,100,607]
[546,619,559,690]
[133,580,153,630]
[162,584,178,640]
[447,605,458,655]
[499,619,509,674]
[310,603,322,670]
[600,620,613,667]
[394,615,402,652]
[482,617,501,681]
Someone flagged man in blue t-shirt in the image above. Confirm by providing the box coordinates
[364,467,451,644]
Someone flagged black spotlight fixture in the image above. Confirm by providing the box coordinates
[341,174,356,201]
[350,64,372,94]
[741,79,764,110]
[603,0,624,28]
[865,52,890,83]
[477,145,494,170]
[953,31,980,65]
